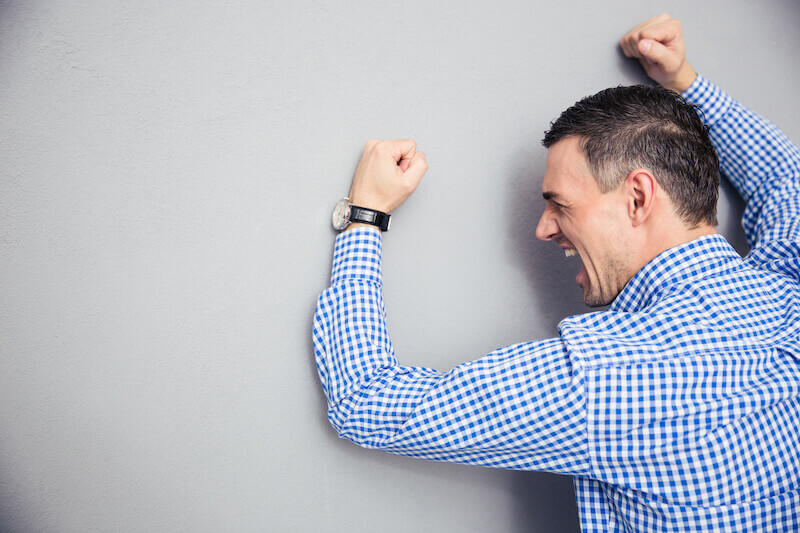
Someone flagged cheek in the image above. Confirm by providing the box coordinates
[597,215,633,275]
[578,210,626,264]
[592,203,628,238]
[575,210,608,244]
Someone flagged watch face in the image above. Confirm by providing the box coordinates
[332,199,351,230]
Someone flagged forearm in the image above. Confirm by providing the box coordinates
[683,75,800,243]
[313,228,397,430]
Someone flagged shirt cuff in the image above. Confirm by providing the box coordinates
[330,227,383,286]
[681,73,734,126]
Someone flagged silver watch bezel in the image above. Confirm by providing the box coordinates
[331,198,351,230]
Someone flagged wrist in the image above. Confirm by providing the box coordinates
[665,63,697,94]
[347,195,390,215]
[332,198,391,232]
[343,222,380,233]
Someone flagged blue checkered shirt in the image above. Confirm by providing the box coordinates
[313,75,800,532]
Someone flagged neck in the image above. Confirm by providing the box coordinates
[684,223,718,242]
[665,223,718,252]
[634,222,717,275]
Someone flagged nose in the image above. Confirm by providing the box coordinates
[535,204,561,241]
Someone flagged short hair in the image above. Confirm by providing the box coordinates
[542,85,719,227]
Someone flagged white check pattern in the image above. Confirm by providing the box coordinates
[313,75,800,532]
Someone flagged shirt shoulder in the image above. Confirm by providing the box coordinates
[558,269,800,370]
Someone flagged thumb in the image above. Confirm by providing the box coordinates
[401,151,428,183]
[386,138,417,163]
[638,38,671,66]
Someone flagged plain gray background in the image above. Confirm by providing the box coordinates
[2,1,799,531]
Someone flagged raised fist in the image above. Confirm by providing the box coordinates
[348,139,428,215]
[620,14,697,93]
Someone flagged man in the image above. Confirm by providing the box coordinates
[313,14,800,532]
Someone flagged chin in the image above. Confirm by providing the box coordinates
[582,287,612,308]
[584,298,608,308]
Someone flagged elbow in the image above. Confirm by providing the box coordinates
[325,404,392,450]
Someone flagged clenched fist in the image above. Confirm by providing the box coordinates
[620,14,697,93]
[348,139,428,216]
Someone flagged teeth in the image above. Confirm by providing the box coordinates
[564,249,577,257]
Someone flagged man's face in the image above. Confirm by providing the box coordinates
[535,137,634,307]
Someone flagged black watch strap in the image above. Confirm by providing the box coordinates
[350,205,391,231]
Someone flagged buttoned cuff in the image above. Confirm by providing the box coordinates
[330,227,383,286]
[682,74,734,126]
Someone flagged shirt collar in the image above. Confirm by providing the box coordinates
[609,234,742,313]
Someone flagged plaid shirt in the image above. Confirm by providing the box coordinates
[313,75,800,532]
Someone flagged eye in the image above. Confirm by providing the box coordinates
[543,196,568,211]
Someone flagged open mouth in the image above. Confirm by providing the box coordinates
[560,245,586,289]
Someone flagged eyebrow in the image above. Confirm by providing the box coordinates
[542,191,560,201]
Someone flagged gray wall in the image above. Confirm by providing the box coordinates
[2,1,799,531]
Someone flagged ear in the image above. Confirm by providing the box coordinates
[624,169,657,226]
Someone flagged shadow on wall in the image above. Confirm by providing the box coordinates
[510,471,580,533]
[717,179,748,256]
[504,143,591,338]
[502,138,584,533]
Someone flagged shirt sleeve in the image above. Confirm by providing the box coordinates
[312,227,591,475]
[682,75,800,249]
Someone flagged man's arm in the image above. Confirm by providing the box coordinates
[621,14,800,250]
[313,227,590,473]
[682,77,800,249]
[312,140,591,474]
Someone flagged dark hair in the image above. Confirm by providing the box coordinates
[542,85,719,227]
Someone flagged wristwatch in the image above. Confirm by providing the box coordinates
[331,198,391,231]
